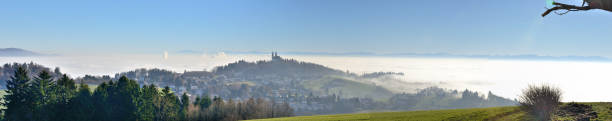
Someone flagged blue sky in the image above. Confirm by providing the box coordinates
[1,0,612,57]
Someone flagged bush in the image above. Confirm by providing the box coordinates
[518,84,562,121]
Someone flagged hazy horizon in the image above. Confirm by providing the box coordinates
[2,53,612,102]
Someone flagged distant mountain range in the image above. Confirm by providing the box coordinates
[4,47,608,61]
[0,48,42,56]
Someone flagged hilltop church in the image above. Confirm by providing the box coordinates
[271,51,282,61]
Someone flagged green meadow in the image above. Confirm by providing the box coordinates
[248,102,612,121]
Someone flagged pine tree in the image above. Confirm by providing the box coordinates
[180,93,190,121]
[1,67,295,121]
[53,74,77,121]
[138,85,157,121]
[3,66,33,121]
[198,95,212,110]
[113,76,140,121]
[31,70,55,121]
[156,86,179,121]
[92,82,111,121]
[181,93,190,109]
[68,82,94,121]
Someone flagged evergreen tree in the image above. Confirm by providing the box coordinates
[31,70,55,121]
[181,93,190,109]
[155,86,179,121]
[1,70,294,121]
[198,95,212,110]
[180,93,190,121]
[3,66,33,121]
[53,74,77,121]
[112,76,140,121]
[68,82,94,121]
[92,82,111,121]
[138,85,157,121]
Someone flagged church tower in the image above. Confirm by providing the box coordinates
[271,51,281,60]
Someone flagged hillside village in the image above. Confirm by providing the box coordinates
[0,53,517,115]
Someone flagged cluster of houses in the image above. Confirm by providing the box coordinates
[82,52,378,115]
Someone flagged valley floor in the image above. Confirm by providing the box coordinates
[247,102,612,121]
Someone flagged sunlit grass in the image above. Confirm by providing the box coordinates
[246,106,524,121]
[250,102,612,121]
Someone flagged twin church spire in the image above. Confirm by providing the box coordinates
[271,51,281,60]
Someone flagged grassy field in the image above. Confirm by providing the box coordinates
[248,102,612,121]
[248,106,526,121]
[553,102,612,121]
[587,102,612,120]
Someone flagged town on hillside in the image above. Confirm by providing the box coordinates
[0,52,516,115]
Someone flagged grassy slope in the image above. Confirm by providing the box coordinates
[588,102,612,120]
[554,102,612,121]
[248,106,523,121]
[248,102,612,121]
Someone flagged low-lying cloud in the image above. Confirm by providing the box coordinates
[2,53,612,102]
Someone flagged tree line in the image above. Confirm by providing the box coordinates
[2,66,293,121]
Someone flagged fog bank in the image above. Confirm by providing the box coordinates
[2,53,611,102]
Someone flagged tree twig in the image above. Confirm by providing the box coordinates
[542,2,593,17]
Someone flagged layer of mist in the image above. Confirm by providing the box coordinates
[1,53,611,102]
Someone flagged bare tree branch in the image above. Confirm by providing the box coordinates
[542,2,593,17]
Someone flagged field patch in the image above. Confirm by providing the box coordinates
[249,102,612,121]
[247,106,524,121]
